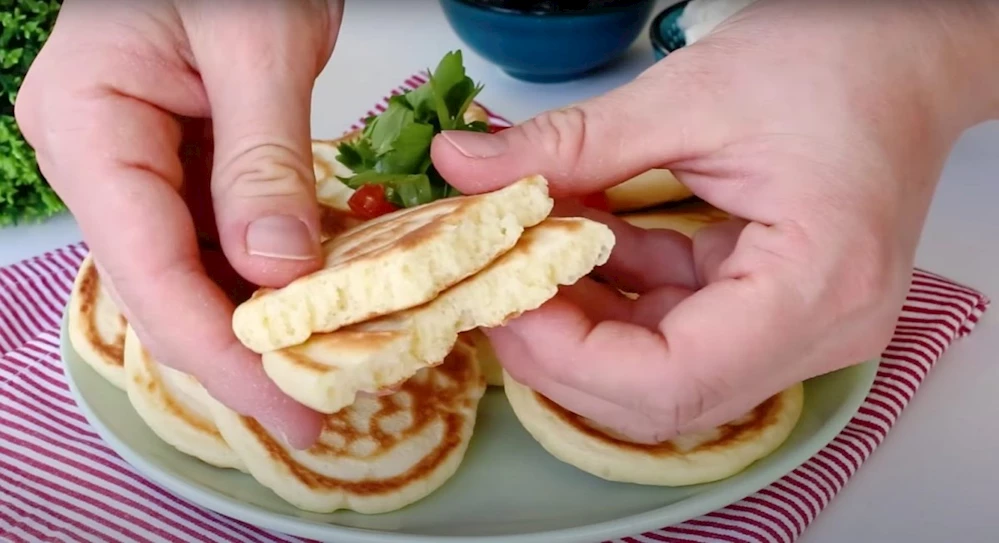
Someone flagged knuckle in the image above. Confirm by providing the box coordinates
[13,64,50,147]
[519,106,589,175]
[213,143,313,201]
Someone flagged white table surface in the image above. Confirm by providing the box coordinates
[2,1,996,541]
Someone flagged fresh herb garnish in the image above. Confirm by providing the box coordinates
[335,50,488,209]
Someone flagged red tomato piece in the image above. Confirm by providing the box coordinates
[348,184,399,220]
[488,124,510,134]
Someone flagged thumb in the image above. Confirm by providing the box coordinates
[190,14,329,289]
[430,66,713,197]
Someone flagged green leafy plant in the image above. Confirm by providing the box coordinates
[335,50,489,208]
[0,0,65,227]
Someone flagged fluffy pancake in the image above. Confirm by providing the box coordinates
[207,337,487,514]
[122,326,246,471]
[606,169,694,213]
[232,175,554,354]
[261,217,615,414]
[66,254,128,390]
[619,200,731,237]
[504,372,804,486]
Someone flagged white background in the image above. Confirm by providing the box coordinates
[2,0,997,540]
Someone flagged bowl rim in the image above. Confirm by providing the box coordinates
[649,0,690,56]
[444,0,657,18]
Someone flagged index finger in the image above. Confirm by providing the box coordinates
[37,84,322,448]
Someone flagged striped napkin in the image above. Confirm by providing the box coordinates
[0,75,991,543]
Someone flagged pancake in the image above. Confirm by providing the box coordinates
[619,200,731,237]
[504,372,804,486]
[232,174,554,354]
[606,169,694,213]
[465,329,505,387]
[207,337,487,514]
[122,326,246,471]
[66,254,128,390]
[261,217,615,414]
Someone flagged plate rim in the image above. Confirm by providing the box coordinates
[59,309,878,543]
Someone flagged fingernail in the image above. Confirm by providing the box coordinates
[246,215,318,260]
[441,130,508,158]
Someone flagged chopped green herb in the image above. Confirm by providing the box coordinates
[335,50,489,208]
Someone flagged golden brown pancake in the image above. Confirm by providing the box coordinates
[67,254,128,390]
[122,326,246,471]
[207,337,487,513]
[505,372,804,486]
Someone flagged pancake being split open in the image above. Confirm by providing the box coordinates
[232,175,554,354]
[504,373,805,486]
[67,254,128,390]
[207,336,487,514]
[259,217,616,414]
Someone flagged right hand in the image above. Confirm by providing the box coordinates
[430,0,996,443]
[16,0,344,448]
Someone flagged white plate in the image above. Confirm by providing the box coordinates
[61,312,877,542]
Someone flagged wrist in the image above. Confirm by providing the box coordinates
[911,2,999,131]
[737,0,998,138]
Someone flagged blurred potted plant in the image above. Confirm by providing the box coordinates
[1,0,64,227]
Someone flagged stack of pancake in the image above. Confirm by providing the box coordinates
[66,124,803,515]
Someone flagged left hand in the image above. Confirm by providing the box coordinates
[427,0,995,443]
[16,0,345,447]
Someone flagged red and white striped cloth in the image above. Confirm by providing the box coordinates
[0,75,991,543]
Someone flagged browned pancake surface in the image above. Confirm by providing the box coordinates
[243,342,482,496]
[538,391,785,456]
[76,258,127,367]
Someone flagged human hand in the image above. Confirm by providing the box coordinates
[430,0,999,443]
[16,0,344,448]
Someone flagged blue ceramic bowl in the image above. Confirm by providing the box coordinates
[650,0,689,61]
[439,0,658,83]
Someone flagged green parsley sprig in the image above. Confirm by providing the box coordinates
[335,50,489,208]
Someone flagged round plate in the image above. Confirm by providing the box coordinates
[60,313,877,543]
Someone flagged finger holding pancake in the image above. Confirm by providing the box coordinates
[486,325,666,442]
[555,200,699,294]
[64,100,802,514]
[123,326,247,471]
[231,175,554,354]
